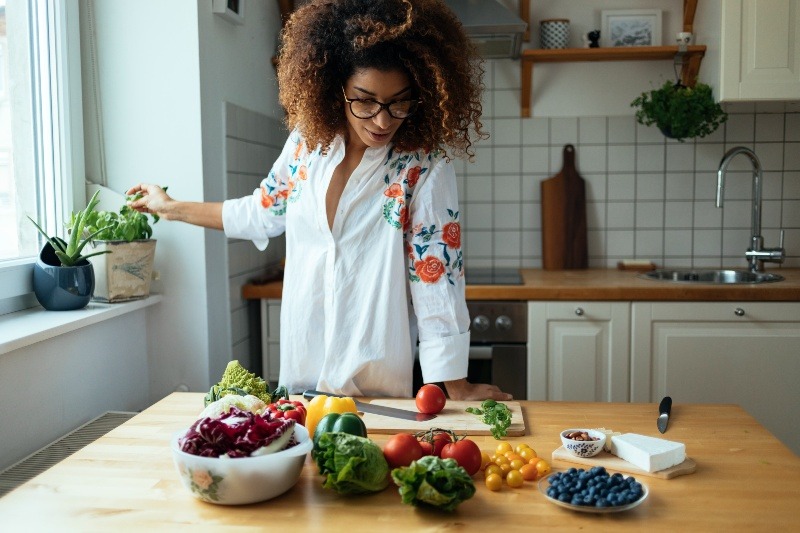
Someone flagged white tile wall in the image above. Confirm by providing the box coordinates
[459,61,800,270]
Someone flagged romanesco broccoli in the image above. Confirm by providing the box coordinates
[204,360,271,407]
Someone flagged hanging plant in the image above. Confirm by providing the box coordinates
[631,81,728,142]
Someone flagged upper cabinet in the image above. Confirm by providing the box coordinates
[696,0,800,101]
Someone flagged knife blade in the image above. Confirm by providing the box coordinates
[657,396,672,433]
[302,390,437,422]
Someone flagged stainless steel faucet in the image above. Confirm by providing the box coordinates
[716,146,785,272]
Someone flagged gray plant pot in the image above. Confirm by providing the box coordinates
[33,242,95,311]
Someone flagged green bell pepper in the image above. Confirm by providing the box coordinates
[313,412,368,447]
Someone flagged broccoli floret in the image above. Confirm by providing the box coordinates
[204,360,271,407]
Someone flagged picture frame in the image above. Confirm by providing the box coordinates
[601,9,662,47]
[212,0,245,26]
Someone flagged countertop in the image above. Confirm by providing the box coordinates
[243,268,800,301]
[1,392,797,529]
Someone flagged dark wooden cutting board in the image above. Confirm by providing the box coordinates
[540,144,588,270]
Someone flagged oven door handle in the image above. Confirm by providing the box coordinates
[469,346,493,360]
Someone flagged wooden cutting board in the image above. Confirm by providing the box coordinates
[551,447,697,479]
[360,400,526,436]
[540,144,588,270]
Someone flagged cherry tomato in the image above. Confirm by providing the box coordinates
[520,448,537,462]
[431,431,453,457]
[514,443,530,454]
[480,451,492,470]
[506,469,524,488]
[495,441,513,454]
[418,440,434,456]
[383,433,423,469]
[415,384,447,414]
[533,458,551,478]
[510,458,526,471]
[484,464,502,478]
[519,463,538,481]
[441,439,482,476]
[485,473,502,491]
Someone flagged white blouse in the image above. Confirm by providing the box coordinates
[222,130,470,397]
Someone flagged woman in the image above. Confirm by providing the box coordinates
[128,0,511,401]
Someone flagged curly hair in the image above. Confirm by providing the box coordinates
[277,0,486,159]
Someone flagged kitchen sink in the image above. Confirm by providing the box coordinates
[641,269,784,284]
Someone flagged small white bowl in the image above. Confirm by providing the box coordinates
[560,428,607,458]
[171,423,312,505]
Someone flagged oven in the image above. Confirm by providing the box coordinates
[413,268,528,400]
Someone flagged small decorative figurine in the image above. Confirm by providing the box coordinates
[582,30,600,48]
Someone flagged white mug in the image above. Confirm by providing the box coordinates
[676,32,693,45]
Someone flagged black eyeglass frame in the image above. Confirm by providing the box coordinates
[341,88,420,120]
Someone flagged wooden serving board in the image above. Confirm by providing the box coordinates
[551,446,697,479]
[540,144,588,270]
[361,400,526,436]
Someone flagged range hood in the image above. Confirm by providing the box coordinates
[445,0,528,59]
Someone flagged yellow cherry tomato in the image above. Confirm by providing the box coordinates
[480,451,492,470]
[495,441,513,455]
[505,452,522,462]
[506,469,524,488]
[520,448,538,462]
[485,473,503,491]
[515,443,530,454]
[519,463,538,481]
[493,455,510,467]
[534,459,551,478]
[510,458,526,471]
[484,464,503,478]
[499,463,513,477]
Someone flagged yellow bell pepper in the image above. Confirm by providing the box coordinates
[305,394,358,438]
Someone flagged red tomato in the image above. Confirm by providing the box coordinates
[431,431,453,457]
[383,433,423,469]
[419,441,434,456]
[415,384,447,414]
[441,439,482,476]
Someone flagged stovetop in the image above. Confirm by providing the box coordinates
[464,267,523,285]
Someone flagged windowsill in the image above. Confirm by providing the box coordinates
[0,295,163,356]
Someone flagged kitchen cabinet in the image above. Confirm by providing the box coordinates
[528,301,631,402]
[630,301,800,454]
[696,0,800,100]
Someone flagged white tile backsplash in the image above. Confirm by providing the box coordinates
[458,68,799,269]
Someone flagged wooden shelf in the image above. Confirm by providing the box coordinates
[520,45,706,117]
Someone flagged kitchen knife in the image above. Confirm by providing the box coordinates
[657,396,672,433]
[302,390,437,422]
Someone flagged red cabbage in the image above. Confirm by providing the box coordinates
[179,407,298,457]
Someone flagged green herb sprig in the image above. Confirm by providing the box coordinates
[465,399,512,439]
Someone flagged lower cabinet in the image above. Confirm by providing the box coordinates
[631,302,800,455]
[528,302,631,402]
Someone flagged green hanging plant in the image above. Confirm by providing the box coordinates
[631,81,728,142]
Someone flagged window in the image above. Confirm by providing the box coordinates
[0,0,84,315]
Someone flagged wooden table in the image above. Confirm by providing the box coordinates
[1,392,798,529]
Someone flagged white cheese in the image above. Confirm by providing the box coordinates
[610,433,686,472]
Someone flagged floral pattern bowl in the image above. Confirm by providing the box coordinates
[560,429,607,458]
[170,423,312,505]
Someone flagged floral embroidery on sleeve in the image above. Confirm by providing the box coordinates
[407,209,464,285]
[259,139,312,215]
[381,148,431,229]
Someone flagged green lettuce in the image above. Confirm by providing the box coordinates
[314,432,390,494]
[390,455,476,512]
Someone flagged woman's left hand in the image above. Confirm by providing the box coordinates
[443,379,513,401]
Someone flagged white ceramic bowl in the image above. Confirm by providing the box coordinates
[171,422,312,505]
[560,428,606,458]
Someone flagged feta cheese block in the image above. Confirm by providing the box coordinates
[609,433,686,472]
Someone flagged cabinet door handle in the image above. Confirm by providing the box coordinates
[575,307,584,316]
[734,307,745,317]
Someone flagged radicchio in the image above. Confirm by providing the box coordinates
[179,407,297,458]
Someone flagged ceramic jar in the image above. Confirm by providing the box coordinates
[540,19,570,49]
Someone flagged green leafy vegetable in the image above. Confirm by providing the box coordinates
[390,455,475,512]
[465,399,512,439]
[313,432,390,494]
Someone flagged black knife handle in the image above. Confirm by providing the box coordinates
[659,396,672,415]
[303,389,344,401]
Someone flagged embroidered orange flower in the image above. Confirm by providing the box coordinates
[399,207,410,231]
[276,189,289,200]
[406,242,414,260]
[442,222,461,249]
[297,165,308,180]
[260,186,274,208]
[293,141,304,160]
[384,183,403,199]
[407,166,421,188]
[415,256,445,283]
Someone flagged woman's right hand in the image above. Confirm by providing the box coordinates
[126,184,175,219]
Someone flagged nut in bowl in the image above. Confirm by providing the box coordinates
[170,419,312,505]
[560,429,606,458]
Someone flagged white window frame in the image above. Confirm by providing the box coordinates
[0,0,85,316]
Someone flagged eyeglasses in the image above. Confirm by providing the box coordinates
[342,88,420,119]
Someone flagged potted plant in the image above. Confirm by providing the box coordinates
[27,190,110,311]
[631,81,728,142]
[70,189,164,302]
